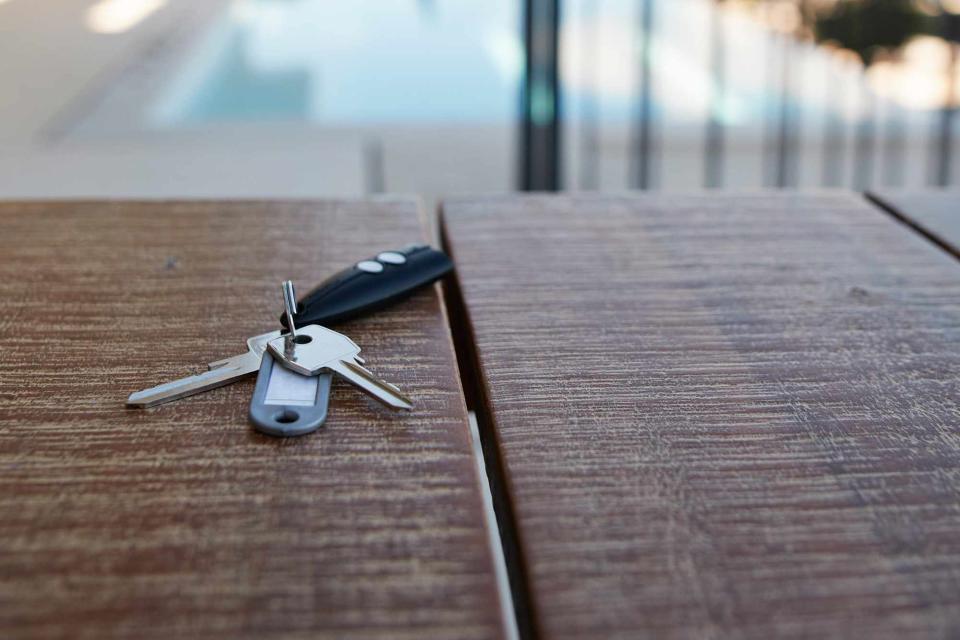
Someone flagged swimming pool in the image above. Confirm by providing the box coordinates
[153,0,523,127]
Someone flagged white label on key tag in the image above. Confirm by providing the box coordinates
[264,363,319,406]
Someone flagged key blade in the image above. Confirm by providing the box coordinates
[127,352,260,408]
[330,359,413,411]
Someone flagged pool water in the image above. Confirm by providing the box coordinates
[153,0,523,126]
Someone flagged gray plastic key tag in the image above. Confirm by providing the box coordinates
[249,350,333,437]
[250,280,333,437]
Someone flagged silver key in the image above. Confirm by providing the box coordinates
[126,330,281,408]
[266,324,413,411]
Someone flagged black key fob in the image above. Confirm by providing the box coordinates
[281,245,453,329]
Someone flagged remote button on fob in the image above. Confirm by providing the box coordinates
[356,260,384,273]
[377,252,406,265]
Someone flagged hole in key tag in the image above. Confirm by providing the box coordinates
[274,410,300,424]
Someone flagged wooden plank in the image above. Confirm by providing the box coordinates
[0,200,502,639]
[869,190,960,259]
[441,192,960,639]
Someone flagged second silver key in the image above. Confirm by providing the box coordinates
[266,324,413,411]
[126,330,281,407]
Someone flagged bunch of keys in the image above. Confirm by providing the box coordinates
[252,281,413,436]
[127,245,453,437]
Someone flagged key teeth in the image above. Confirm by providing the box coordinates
[127,352,261,409]
[337,359,414,411]
[384,381,402,394]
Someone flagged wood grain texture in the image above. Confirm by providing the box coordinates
[0,200,502,640]
[441,192,960,640]
[869,190,960,259]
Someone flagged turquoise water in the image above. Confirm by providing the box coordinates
[153,0,924,132]
[154,0,522,126]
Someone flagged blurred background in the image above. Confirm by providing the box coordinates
[1,0,958,201]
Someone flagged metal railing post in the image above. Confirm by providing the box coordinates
[520,0,562,191]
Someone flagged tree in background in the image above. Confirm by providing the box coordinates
[811,0,935,64]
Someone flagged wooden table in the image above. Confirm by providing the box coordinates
[869,190,960,259]
[3,193,960,639]
[0,200,503,639]
[441,192,960,639]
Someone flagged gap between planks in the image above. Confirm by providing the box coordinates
[440,214,541,640]
[865,192,960,262]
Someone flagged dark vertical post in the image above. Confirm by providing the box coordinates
[579,0,600,190]
[363,138,385,194]
[853,88,876,190]
[763,22,778,187]
[774,32,798,187]
[932,11,958,187]
[704,0,726,188]
[762,1,801,188]
[821,63,846,187]
[629,0,655,189]
[882,102,906,187]
[520,0,562,191]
